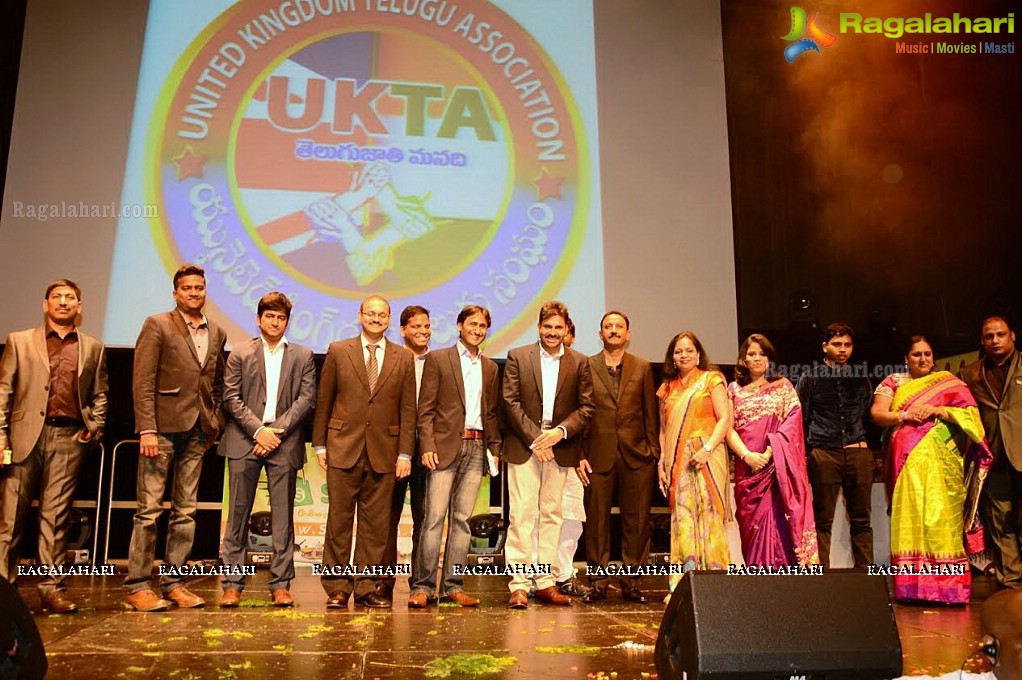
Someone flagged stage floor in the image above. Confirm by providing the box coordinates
[14,571,996,679]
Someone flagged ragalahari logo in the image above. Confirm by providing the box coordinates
[782,7,838,61]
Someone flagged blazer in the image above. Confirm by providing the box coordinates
[417,344,502,470]
[502,343,595,467]
[218,337,317,469]
[132,309,226,436]
[582,352,660,472]
[960,351,1022,471]
[311,336,416,473]
[0,326,108,462]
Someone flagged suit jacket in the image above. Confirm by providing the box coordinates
[218,337,317,469]
[311,336,416,473]
[417,344,502,470]
[582,352,660,472]
[132,310,226,436]
[0,326,108,462]
[960,351,1022,471]
[502,343,595,467]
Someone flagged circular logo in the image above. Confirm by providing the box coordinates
[149,0,589,352]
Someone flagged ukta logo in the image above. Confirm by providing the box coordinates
[150,0,589,353]
[782,7,838,61]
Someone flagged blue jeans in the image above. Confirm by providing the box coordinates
[412,440,485,597]
[124,424,207,594]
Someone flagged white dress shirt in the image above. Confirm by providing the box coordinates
[458,341,483,431]
[260,335,288,424]
[360,334,386,379]
[539,343,564,428]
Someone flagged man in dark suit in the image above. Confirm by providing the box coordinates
[378,305,430,599]
[0,279,108,613]
[409,305,502,608]
[503,301,594,608]
[124,264,226,612]
[577,311,658,603]
[960,315,1022,589]
[313,295,416,608]
[217,293,316,608]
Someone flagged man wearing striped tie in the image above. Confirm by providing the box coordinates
[312,295,417,608]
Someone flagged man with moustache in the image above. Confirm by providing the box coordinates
[313,295,416,608]
[218,292,317,608]
[795,322,874,568]
[409,305,502,608]
[125,264,227,611]
[378,305,431,599]
[503,301,594,608]
[960,315,1022,589]
[577,311,658,603]
[0,279,108,614]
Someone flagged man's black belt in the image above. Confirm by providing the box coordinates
[44,417,84,428]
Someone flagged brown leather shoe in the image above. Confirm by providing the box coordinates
[440,590,480,607]
[41,591,78,614]
[165,587,205,608]
[407,591,429,609]
[271,589,294,607]
[125,589,172,612]
[326,591,350,608]
[508,589,529,609]
[219,588,241,608]
[534,586,571,606]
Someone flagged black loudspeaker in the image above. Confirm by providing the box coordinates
[655,571,902,680]
[0,579,47,680]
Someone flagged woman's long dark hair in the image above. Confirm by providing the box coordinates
[734,333,782,387]
[661,331,712,386]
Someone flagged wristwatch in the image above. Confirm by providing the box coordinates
[703,443,713,453]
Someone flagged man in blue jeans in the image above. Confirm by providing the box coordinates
[409,305,502,608]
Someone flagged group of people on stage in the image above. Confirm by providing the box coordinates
[0,266,1019,618]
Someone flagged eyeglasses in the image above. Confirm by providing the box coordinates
[362,312,390,320]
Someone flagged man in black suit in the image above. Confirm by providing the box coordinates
[217,293,316,607]
[577,311,659,603]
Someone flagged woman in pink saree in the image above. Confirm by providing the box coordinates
[726,334,819,567]
[871,335,993,604]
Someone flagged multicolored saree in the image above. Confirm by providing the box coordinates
[886,371,993,604]
[658,370,732,592]
[729,379,819,567]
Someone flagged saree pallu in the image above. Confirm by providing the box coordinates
[887,371,994,604]
[731,379,819,567]
[659,371,732,592]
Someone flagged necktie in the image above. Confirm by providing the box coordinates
[366,344,379,393]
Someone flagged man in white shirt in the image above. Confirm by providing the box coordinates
[502,301,594,608]
[312,295,416,608]
[217,293,316,608]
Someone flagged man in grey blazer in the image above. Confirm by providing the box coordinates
[502,301,594,608]
[218,292,316,607]
[313,295,416,608]
[409,305,502,608]
[0,279,108,614]
[960,315,1022,589]
[124,264,226,612]
[577,311,659,603]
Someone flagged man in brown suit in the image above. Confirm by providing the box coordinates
[409,305,502,608]
[0,279,108,613]
[577,312,658,603]
[124,264,226,612]
[960,315,1022,589]
[313,295,416,608]
[503,301,594,608]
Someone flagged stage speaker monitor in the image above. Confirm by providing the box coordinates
[655,571,902,680]
[0,578,47,680]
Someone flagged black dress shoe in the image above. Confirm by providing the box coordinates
[620,583,648,604]
[581,586,606,603]
[355,591,392,608]
[326,591,350,608]
[556,578,591,598]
